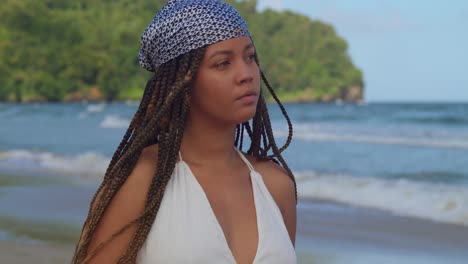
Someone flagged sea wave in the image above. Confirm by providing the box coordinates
[0,149,109,180]
[77,103,107,119]
[384,171,468,184]
[99,115,130,128]
[125,100,140,106]
[296,171,468,226]
[295,132,468,149]
[1,149,467,226]
[274,124,468,150]
[86,103,106,113]
[397,116,468,125]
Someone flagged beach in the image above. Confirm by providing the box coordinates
[1,198,468,264]
[0,241,74,264]
[295,199,468,264]
[1,102,468,263]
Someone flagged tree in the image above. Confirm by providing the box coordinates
[0,0,363,103]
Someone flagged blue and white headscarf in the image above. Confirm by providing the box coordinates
[138,0,252,72]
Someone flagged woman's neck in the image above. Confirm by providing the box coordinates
[180,114,238,167]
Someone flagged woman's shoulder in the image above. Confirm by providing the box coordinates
[244,153,296,244]
[126,144,159,185]
[141,144,159,162]
[244,154,296,207]
[245,154,294,186]
[84,144,160,262]
[117,143,160,200]
[138,143,159,168]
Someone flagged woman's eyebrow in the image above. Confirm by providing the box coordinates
[208,43,255,60]
[244,43,255,51]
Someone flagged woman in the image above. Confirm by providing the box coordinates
[72,0,297,263]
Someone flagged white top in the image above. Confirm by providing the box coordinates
[137,148,297,264]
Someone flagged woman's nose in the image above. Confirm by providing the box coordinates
[235,62,254,85]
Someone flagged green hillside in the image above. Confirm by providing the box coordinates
[0,0,364,103]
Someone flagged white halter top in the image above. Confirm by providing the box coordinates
[137,148,296,263]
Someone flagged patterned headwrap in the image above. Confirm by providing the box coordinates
[138,0,252,72]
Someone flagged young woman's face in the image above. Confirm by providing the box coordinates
[190,36,261,125]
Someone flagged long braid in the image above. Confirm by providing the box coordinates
[73,44,297,263]
[121,50,204,263]
[259,95,297,201]
[235,124,241,146]
[72,47,206,263]
[239,123,245,151]
[88,75,167,227]
[79,69,187,263]
[72,75,158,260]
[83,52,203,263]
[237,56,297,201]
[260,70,293,153]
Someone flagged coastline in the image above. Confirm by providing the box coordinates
[0,241,74,264]
[1,198,467,264]
[0,96,364,105]
[296,198,468,264]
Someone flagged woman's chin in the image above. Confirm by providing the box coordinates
[235,110,257,124]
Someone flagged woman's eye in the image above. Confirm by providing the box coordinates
[247,54,256,62]
[215,61,230,69]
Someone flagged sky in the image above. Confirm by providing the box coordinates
[257,0,468,102]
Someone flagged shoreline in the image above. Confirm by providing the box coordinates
[296,199,468,263]
[0,98,364,104]
[0,241,74,264]
[1,198,467,264]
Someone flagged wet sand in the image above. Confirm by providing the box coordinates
[1,199,468,264]
[0,241,74,264]
[296,199,468,264]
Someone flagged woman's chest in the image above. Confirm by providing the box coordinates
[136,165,296,264]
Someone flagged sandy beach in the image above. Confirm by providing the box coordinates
[2,103,468,263]
[295,199,468,264]
[0,241,74,264]
[1,199,468,264]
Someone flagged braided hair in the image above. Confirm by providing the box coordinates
[72,46,295,263]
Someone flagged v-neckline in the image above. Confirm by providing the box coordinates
[179,157,261,264]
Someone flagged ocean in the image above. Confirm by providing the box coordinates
[0,101,467,263]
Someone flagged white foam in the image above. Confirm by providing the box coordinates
[295,132,468,150]
[0,150,109,180]
[86,103,106,113]
[100,115,130,128]
[125,100,140,106]
[297,171,468,226]
[274,124,468,150]
[2,149,467,226]
[77,103,106,119]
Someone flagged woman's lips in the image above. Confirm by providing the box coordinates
[238,94,257,104]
